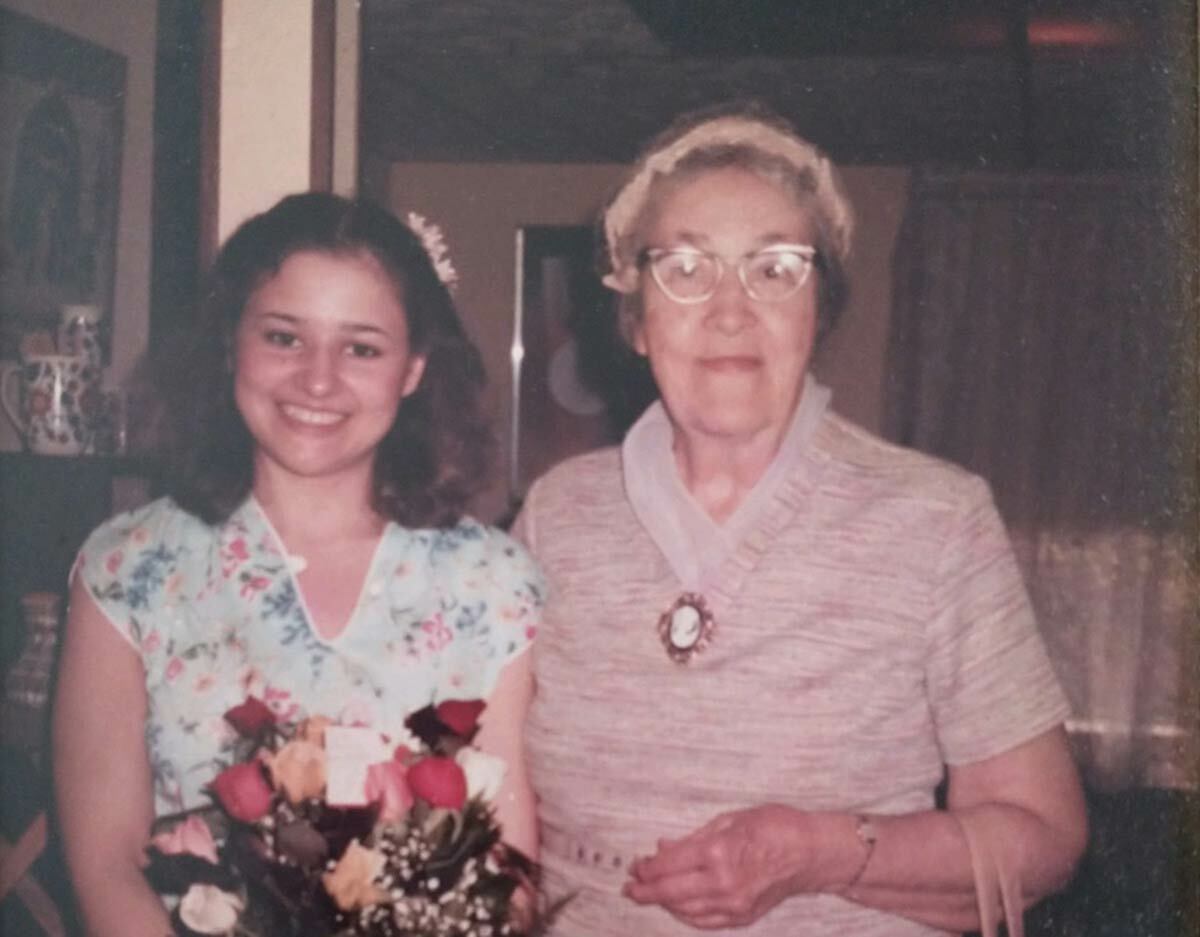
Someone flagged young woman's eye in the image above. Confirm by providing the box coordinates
[346,342,382,359]
[264,329,299,348]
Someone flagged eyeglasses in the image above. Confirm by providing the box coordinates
[638,244,820,304]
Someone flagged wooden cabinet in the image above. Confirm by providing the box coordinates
[0,454,155,670]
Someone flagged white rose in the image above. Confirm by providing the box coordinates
[178,884,245,935]
[454,747,507,801]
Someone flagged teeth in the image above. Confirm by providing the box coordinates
[281,404,344,426]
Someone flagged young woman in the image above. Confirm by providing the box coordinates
[54,193,542,937]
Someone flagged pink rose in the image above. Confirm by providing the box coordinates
[212,762,274,822]
[223,696,276,736]
[364,760,413,822]
[165,657,184,682]
[149,815,219,864]
[407,756,467,810]
[435,699,486,739]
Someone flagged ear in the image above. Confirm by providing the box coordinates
[401,354,428,398]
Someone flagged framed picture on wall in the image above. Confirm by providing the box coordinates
[508,225,656,516]
[0,8,126,361]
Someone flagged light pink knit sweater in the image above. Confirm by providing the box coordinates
[516,409,1069,937]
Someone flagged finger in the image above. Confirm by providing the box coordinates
[694,811,738,836]
[630,835,711,882]
[674,912,732,931]
[623,868,715,907]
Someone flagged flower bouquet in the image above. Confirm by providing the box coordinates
[145,696,550,937]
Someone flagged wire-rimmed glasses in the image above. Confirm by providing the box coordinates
[639,244,819,304]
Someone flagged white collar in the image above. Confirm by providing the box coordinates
[622,375,831,591]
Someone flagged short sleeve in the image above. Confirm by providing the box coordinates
[72,498,188,649]
[434,523,545,701]
[925,477,1071,765]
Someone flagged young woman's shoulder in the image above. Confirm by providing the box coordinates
[80,497,208,558]
[74,497,215,630]
[424,515,543,587]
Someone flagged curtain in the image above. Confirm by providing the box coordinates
[886,170,1196,790]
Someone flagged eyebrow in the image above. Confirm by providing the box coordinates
[250,310,394,337]
[662,230,809,251]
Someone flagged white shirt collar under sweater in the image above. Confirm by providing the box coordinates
[622,375,831,591]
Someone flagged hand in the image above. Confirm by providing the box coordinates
[623,804,844,930]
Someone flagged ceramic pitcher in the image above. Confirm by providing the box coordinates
[1,353,101,455]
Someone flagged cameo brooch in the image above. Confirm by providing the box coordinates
[657,593,716,664]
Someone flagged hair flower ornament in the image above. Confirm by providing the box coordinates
[406,211,459,290]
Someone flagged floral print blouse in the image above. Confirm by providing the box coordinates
[76,496,543,816]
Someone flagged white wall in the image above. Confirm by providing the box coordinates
[375,160,909,521]
[216,0,316,243]
[0,0,157,450]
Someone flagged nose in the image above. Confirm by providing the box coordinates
[298,344,338,397]
[705,267,755,335]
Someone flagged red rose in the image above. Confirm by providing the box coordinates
[212,762,274,822]
[435,699,486,738]
[224,696,276,736]
[406,756,467,809]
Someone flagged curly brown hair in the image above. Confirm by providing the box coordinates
[159,192,492,528]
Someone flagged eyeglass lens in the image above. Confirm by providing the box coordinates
[649,249,813,303]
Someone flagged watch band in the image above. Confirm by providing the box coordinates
[845,813,878,889]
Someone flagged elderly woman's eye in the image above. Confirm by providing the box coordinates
[664,253,704,278]
[772,254,802,276]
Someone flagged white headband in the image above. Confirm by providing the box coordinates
[601,115,854,293]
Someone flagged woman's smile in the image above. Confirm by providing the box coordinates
[697,354,762,373]
[278,402,348,428]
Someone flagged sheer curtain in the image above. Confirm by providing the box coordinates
[886,170,1196,790]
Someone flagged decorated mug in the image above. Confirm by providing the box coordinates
[1,353,101,455]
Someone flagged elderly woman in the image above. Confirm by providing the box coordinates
[514,106,1086,936]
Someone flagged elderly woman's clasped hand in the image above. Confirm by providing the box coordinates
[624,805,860,930]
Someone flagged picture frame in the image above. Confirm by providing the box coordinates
[508,225,656,512]
[0,8,126,361]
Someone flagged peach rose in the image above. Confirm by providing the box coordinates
[268,739,327,803]
[297,715,334,747]
[322,840,388,911]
